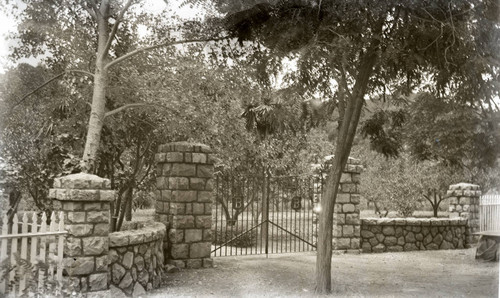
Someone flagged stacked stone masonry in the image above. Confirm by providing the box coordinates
[109,221,166,296]
[360,218,468,253]
[332,157,363,251]
[155,142,214,269]
[49,173,114,293]
[447,183,481,247]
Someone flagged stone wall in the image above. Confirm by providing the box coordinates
[109,221,166,296]
[155,142,214,268]
[332,158,363,251]
[360,218,468,253]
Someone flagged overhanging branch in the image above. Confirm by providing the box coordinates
[104,102,170,118]
[104,103,149,118]
[104,36,230,70]
[84,0,100,18]
[10,69,95,110]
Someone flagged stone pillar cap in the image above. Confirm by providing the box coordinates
[53,173,111,189]
[448,183,480,190]
[158,142,211,153]
[323,155,361,165]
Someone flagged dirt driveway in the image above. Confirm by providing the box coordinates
[148,248,498,297]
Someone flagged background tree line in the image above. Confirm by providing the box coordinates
[1,0,499,294]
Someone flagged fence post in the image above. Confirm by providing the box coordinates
[447,183,481,248]
[155,142,214,269]
[49,173,114,294]
[332,158,363,252]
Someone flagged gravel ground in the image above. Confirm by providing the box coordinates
[147,248,498,298]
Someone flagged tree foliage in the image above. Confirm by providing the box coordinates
[4,0,228,171]
[360,147,464,218]
[361,92,500,191]
[404,93,500,173]
[0,64,85,213]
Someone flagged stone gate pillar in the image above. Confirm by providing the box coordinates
[447,183,481,247]
[155,142,214,269]
[332,158,363,252]
[49,173,114,294]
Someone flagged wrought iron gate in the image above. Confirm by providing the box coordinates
[211,174,322,257]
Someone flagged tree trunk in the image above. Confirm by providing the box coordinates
[82,70,108,171]
[433,192,439,217]
[82,2,110,172]
[315,47,379,293]
[116,186,132,231]
[126,190,133,221]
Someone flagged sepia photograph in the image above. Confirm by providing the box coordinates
[0,0,499,297]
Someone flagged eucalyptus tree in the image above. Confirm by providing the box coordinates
[5,0,227,171]
[218,0,500,292]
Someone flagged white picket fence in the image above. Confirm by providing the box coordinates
[479,195,500,232]
[0,211,67,296]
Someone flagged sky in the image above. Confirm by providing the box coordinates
[0,3,22,73]
[0,0,204,74]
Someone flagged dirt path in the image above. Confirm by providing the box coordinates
[147,249,498,297]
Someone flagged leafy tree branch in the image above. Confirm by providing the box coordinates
[10,69,95,110]
[104,36,230,70]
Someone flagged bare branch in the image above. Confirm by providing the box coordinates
[10,69,95,110]
[104,36,230,70]
[422,194,433,205]
[104,102,171,118]
[82,5,97,19]
[489,97,500,112]
[338,64,352,98]
[422,8,444,25]
[102,0,135,60]
[444,2,457,67]
[104,103,148,118]
[84,0,100,18]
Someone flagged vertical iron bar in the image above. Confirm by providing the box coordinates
[271,178,275,254]
[265,174,270,257]
[283,180,290,252]
[302,178,306,251]
[236,176,239,256]
[298,178,302,252]
[259,174,266,254]
[309,177,313,250]
[239,177,242,256]
[245,178,248,256]
[225,177,229,256]
[280,179,284,253]
[293,178,296,252]
[253,177,256,255]
[215,175,219,257]
[269,178,273,254]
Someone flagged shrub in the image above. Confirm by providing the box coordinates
[0,253,74,297]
